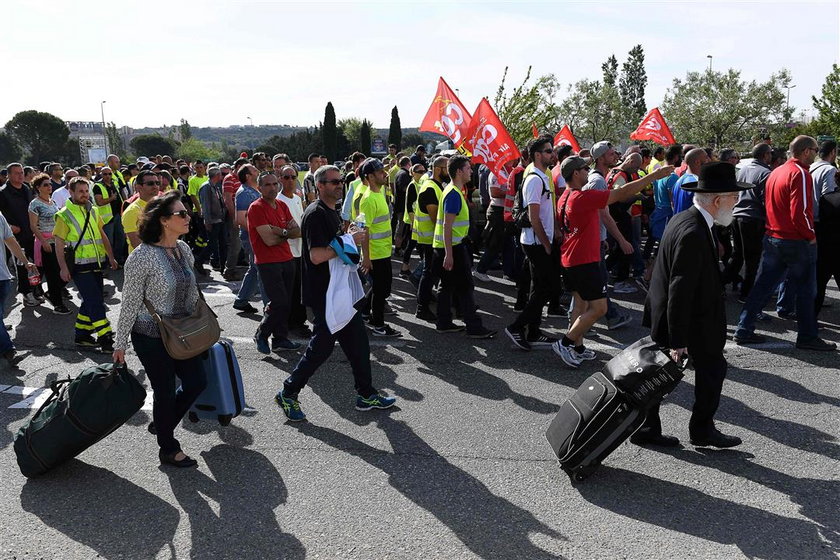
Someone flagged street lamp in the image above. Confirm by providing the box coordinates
[706,55,712,72]
[785,84,796,113]
[100,100,109,156]
[247,116,253,127]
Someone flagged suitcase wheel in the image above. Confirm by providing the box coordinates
[218,414,232,426]
[188,412,199,423]
[570,464,599,482]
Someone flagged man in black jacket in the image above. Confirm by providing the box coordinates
[638,162,751,448]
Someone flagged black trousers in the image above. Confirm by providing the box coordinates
[288,257,307,328]
[433,244,482,333]
[815,225,840,314]
[39,244,63,308]
[475,205,505,274]
[256,260,295,341]
[132,332,206,454]
[726,217,764,299]
[508,244,554,333]
[369,257,393,327]
[15,235,33,296]
[417,243,437,309]
[641,351,727,438]
[284,305,375,398]
[402,238,417,266]
[606,209,632,282]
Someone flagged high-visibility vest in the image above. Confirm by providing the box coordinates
[361,188,392,260]
[93,182,121,224]
[402,178,423,225]
[56,202,106,268]
[433,184,470,249]
[351,181,368,222]
[413,178,441,246]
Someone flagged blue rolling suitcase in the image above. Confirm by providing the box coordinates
[188,339,245,426]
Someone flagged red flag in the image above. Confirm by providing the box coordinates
[531,122,539,138]
[419,77,472,150]
[630,107,676,145]
[463,98,520,185]
[553,125,581,153]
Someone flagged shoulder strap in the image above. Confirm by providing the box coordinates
[72,207,93,252]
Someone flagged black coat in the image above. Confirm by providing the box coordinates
[643,206,726,356]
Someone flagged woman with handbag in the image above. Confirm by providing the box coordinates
[113,189,210,468]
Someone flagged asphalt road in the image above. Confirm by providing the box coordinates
[0,258,837,559]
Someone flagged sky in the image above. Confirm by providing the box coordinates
[2,0,838,131]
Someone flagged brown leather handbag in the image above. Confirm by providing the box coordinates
[143,290,221,360]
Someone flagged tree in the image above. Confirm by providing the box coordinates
[179,119,193,141]
[130,134,178,157]
[661,68,792,149]
[813,63,840,136]
[322,102,338,162]
[619,45,647,122]
[401,132,426,152]
[602,55,618,88]
[339,117,366,152]
[0,132,22,164]
[556,78,626,146]
[388,106,402,149]
[4,110,71,164]
[494,66,561,146]
[105,122,126,158]
[360,119,372,155]
[176,138,221,162]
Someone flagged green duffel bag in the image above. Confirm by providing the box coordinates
[14,363,147,477]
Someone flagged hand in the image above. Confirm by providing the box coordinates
[109,257,119,270]
[650,165,675,180]
[287,218,299,230]
[41,243,53,253]
[24,262,37,273]
[10,225,20,234]
[350,226,367,246]
[60,266,71,282]
[443,253,453,271]
[543,242,552,255]
[619,238,633,255]
[361,258,372,274]
[669,347,688,363]
[112,349,126,364]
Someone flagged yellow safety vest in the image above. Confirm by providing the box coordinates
[433,184,470,249]
[360,188,392,260]
[351,181,369,222]
[403,178,422,225]
[93,182,121,224]
[414,178,441,246]
[56,202,106,268]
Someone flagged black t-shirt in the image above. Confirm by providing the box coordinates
[301,199,343,309]
[405,181,419,215]
[417,179,442,215]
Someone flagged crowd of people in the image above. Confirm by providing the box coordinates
[1,132,837,464]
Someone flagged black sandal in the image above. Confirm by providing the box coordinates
[159,450,198,468]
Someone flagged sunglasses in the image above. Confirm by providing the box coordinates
[280,175,296,179]
[167,210,189,218]
[319,179,342,185]
[142,180,161,186]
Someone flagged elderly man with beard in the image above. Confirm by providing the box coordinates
[637,162,751,448]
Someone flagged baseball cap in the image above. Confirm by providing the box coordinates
[359,158,384,179]
[416,145,426,151]
[560,156,589,179]
[590,141,613,160]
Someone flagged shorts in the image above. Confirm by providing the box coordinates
[563,261,607,301]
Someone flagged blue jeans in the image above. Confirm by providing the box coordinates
[234,238,266,306]
[0,279,14,353]
[736,238,818,342]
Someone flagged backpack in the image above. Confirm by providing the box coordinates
[512,171,548,229]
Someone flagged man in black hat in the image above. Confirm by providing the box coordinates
[637,162,751,448]
[410,145,427,166]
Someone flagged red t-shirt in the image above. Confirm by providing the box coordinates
[223,173,241,197]
[558,188,610,267]
[246,197,293,264]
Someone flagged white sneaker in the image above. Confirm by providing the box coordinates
[551,341,581,368]
[23,293,39,307]
[612,281,638,294]
[473,271,491,282]
[572,347,597,361]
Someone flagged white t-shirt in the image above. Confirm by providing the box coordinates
[52,187,70,209]
[278,191,304,257]
[519,167,554,245]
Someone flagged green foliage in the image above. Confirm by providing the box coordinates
[602,55,618,88]
[105,122,126,158]
[256,127,324,161]
[130,134,178,157]
[388,106,402,149]
[401,132,425,152]
[60,138,82,167]
[0,132,22,164]
[619,45,647,121]
[4,110,71,164]
[556,78,627,146]
[494,66,561,147]
[661,68,792,149]
[360,119,372,155]
[339,117,367,153]
[813,63,840,136]
[179,119,193,141]
[323,102,338,162]
[176,138,222,162]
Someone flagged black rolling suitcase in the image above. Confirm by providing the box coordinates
[13,363,147,477]
[545,372,643,482]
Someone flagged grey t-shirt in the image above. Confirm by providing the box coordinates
[582,170,608,241]
[810,160,838,221]
[0,213,14,281]
[28,197,58,235]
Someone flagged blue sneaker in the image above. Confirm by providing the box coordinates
[355,393,397,411]
[254,334,270,354]
[275,391,306,421]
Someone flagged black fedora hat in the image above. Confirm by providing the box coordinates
[679,161,753,193]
